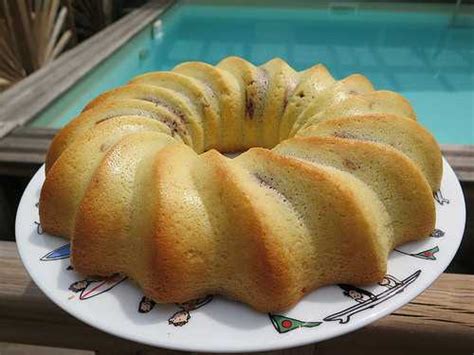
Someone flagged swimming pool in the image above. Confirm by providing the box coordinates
[30,1,474,144]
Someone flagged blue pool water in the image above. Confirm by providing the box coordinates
[30,2,474,144]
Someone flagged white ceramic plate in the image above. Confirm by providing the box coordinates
[16,160,465,353]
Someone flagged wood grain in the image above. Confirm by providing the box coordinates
[443,145,474,182]
[441,144,474,156]
[0,241,472,354]
[10,126,57,139]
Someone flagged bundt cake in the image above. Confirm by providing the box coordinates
[39,56,442,312]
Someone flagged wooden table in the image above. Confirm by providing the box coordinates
[0,241,473,354]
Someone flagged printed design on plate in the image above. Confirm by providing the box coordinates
[33,203,43,234]
[430,229,445,238]
[168,296,214,326]
[34,221,44,235]
[39,238,213,323]
[269,314,321,333]
[68,274,127,300]
[138,296,156,313]
[434,190,449,205]
[323,269,421,324]
[138,295,214,327]
[394,246,439,260]
[40,243,71,261]
[35,202,424,334]
[269,270,421,333]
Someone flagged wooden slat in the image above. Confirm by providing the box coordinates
[11,126,58,139]
[0,122,18,139]
[442,144,474,181]
[392,273,473,329]
[0,151,45,164]
[0,137,51,152]
[455,171,474,182]
[0,0,175,139]
[0,128,54,171]
[441,144,474,156]
[0,241,472,354]
[445,155,474,171]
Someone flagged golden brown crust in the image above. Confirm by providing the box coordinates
[130,71,220,150]
[72,132,179,277]
[45,99,179,172]
[144,144,213,302]
[297,113,443,190]
[278,64,335,140]
[83,84,204,152]
[289,73,375,136]
[237,148,390,284]
[40,117,172,238]
[274,136,435,246]
[173,62,244,152]
[217,57,267,148]
[142,148,297,310]
[259,58,299,148]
